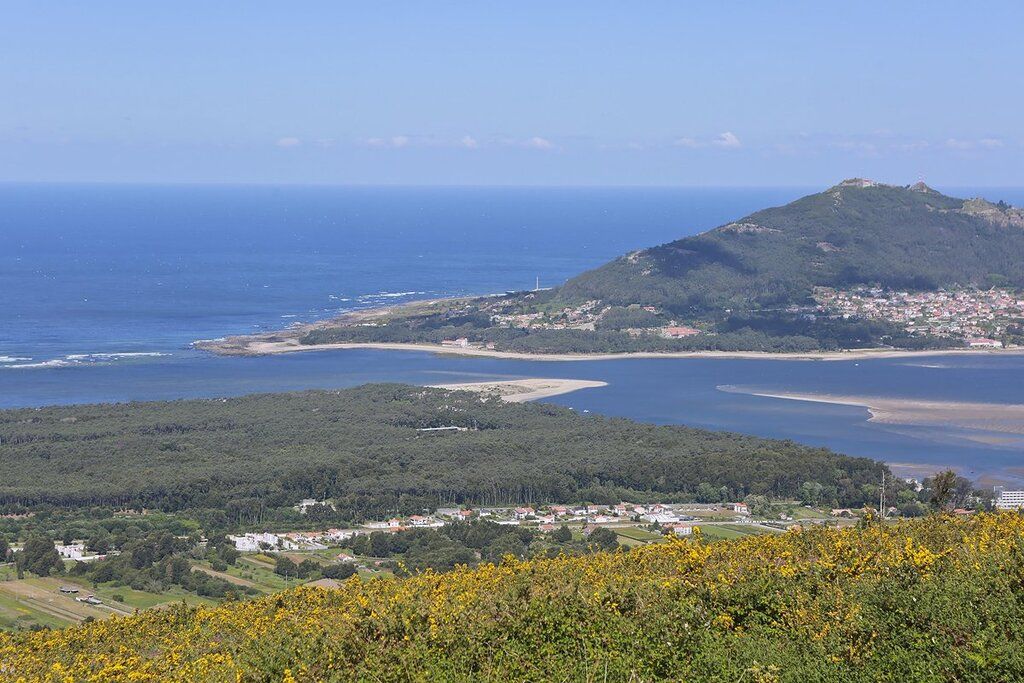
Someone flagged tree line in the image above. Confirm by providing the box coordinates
[0,384,892,521]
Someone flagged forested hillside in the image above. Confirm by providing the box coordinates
[0,384,884,519]
[559,180,1024,314]
[6,514,1023,681]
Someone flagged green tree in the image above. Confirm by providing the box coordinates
[297,559,320,579]
[219,546,241,566]
[696,482,720,503]
[485,533,527,564]
[551,525,572,543]
[22,535,62,577]
[322,564,356,580]
[87,533,111,555]
[587,528,619,551]
[800,481,824,506]
[744,494,775,518]
[369,532,392,558]
[929,470,958,511]
[274,556,298,578]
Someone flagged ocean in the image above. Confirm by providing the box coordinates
[2,183,1023,480]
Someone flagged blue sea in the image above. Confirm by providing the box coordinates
[2,184,1024,481]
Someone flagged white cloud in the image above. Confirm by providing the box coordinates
[945,138,974,150]
[361,135,411,149]
[712,131,741,148]
[831,140,880,157]
[672,132,741,149]
[275,137,301,148]
[946,137,1007,151]
[460,135,479,149]
[525,136,554,150]
[892,140,930,152]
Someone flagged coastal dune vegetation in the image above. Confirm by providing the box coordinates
[4,513,1024,681]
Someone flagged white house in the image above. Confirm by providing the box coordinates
[228,532,298,552]
[996,490,1024,510]
[55,543,87,560]
[642,512,679,525]
[294,499,335,514]
[513,507,535,519]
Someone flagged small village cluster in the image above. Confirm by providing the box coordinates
[224,500,756,552]
[491,299,604,331]
[223,487,1024,556]
[448,296,702,339]
[814,286,1024,345]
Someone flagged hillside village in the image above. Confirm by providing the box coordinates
[814,286,1024,346]
[337,283,1024,354]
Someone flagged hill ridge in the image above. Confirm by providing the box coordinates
[558,180,1024,315]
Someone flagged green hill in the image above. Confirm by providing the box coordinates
[285,181,1024,353]
[559,179,1024,315]
[6,514,1024,681]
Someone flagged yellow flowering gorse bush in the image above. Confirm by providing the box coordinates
[4,513,1024,682]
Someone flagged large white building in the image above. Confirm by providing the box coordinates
[229,532,299,552]
[996,489,1024,510]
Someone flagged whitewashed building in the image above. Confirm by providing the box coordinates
[996,490,1024,510]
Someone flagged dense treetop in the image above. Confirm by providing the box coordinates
[0,384,885,517]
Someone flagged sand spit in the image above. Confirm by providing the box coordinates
[198,336,1024,363]
[725,388,1024,439]
[427,378,607,402]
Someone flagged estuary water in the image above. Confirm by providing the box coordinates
[2,184,1023,481]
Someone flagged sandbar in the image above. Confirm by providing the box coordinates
[427,378,607,402]
[723,387,1024,440]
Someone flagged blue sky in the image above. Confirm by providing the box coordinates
[2,2,1022,186]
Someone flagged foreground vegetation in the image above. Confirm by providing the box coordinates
[4,513,1024,681]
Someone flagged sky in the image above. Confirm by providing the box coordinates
[2,2,1023,186]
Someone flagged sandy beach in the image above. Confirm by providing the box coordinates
[427,378,608,402]
[199,335,1024,363]
[193,292,1024,363]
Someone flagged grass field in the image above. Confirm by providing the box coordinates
[612,527,665,546]
[192,557,291,593]
[0,573,216,631]
[786,506,831,520]
[698,524,770,541]
[0,577,126,629]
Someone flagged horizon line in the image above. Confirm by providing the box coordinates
[2,180,1023,191]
